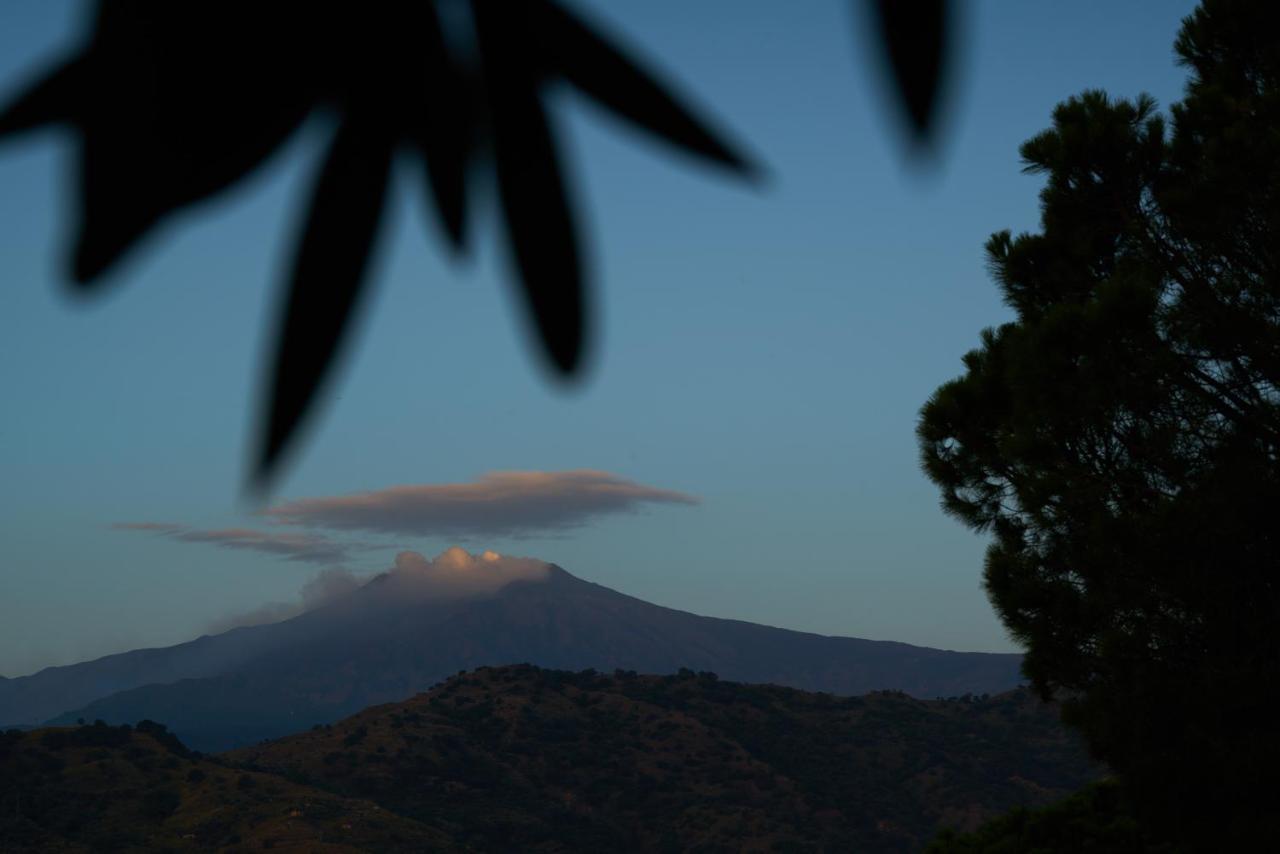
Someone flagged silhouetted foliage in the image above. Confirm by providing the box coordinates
[927,781,1181,854]
[134,719,193,757]
[918,1,1279,847]
[0,0,954,490]
[40,719,131,750]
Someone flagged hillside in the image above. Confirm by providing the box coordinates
[10,559,1022,751]
[3,665,1099,852]
[0,720,450,851]
[230,665,1102,852]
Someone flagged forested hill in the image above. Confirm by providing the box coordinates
[232,665,1099,851]
[2,665,1101,852]
[0,719,451,851]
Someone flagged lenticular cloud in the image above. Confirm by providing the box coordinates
[112,522,367,565]
[264,470,698,539]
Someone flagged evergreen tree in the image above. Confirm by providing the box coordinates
[918,1,1279,846]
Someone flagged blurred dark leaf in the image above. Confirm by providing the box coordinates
[534,0,758,178]
[0,0,956,493]
[0,57,85,136]
[257,117,395,488]
[69,3,317,284]
[474,0,585,377]
[409,1,474,253]
[869,0,952,144]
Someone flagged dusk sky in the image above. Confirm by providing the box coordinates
[0,1,1197,677]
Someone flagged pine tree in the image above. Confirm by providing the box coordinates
[918,1,1279,846]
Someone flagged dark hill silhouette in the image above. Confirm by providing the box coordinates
[3,666,1097,853]
[0,720,452,850]
[238,666,1097,850]
[3,559,1023,750]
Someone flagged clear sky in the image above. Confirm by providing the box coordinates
[0,1,1199,677]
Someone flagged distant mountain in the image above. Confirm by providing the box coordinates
[5,559,1024,750]
[2,666,1101,853]
[0,620,297,730]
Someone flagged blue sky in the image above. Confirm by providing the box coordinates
[0,1,1198,676]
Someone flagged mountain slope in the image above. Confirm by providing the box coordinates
[10,559,1023,750]
[0,622,293,729]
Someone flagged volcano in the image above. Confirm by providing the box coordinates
[2,550,1023,750]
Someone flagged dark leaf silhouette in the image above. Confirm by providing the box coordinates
[534,0,758,178]
[68,3,316,285]
[0,58,85,136]
[409,2,474,253]
[474,0,585,376]
[0,0,955,492]
[869,0,952,144]
[257,117,394,487]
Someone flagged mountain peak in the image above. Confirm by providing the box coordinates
[361,547,556,605]
[6,560,1023,749]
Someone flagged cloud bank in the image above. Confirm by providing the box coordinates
[114,523,369,565]
[264,470,698,539]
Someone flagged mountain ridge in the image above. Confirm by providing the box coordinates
[3,558,1024,751]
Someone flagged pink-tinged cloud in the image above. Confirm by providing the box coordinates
[202,549,546,634]
[173,528,360,564]
[263,470,699,539]
[115,523,367,565]
[386,547,551,595]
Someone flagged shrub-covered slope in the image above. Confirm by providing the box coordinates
[0,720,450,852]
[230,665,1101,852]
